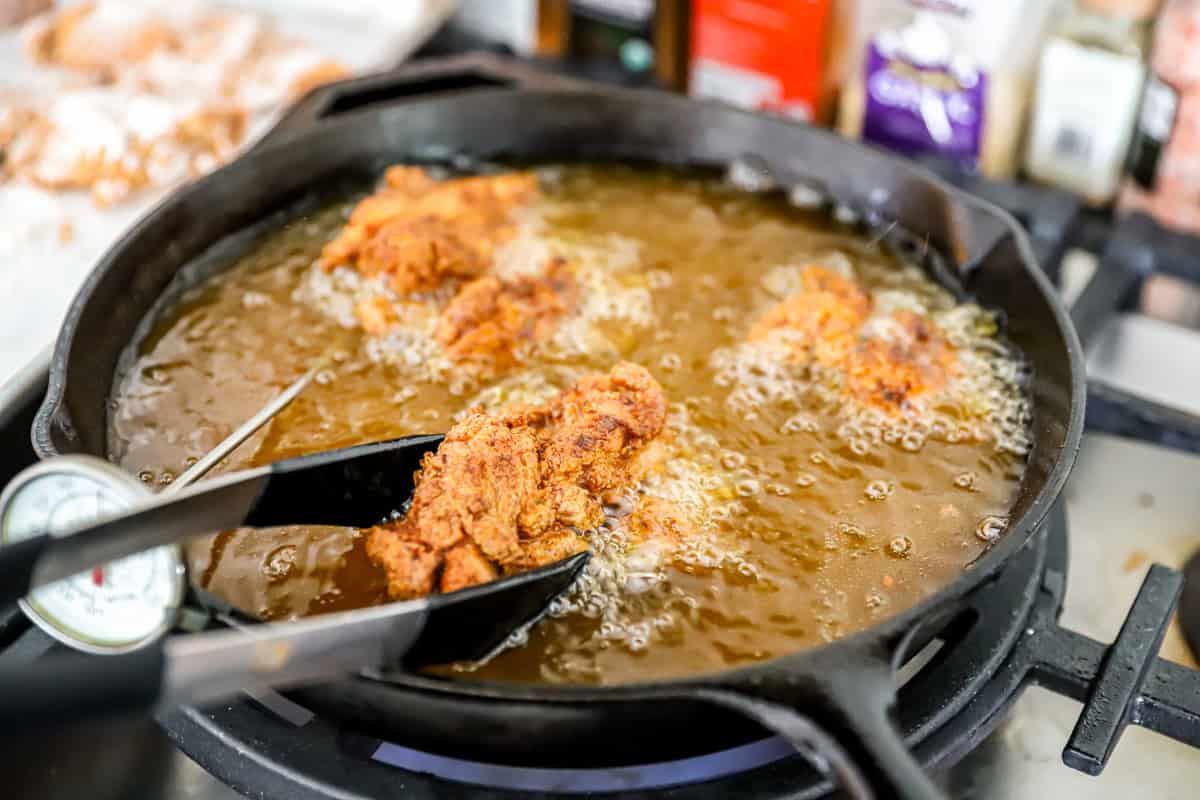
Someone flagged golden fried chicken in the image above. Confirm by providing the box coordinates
[750,265,958,414]
[844,310,957,411]
[626,497,694,545]
[748,265,872,364]
[365,410,539,597]
[519,361,669,540]
[440,542,499,594]
[366,362,668,599]
[435,257,577,367]
[355,296,397,336]
[320,167,538,295]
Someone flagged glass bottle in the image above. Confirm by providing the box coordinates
[1119,0,1200,235]
[1023,0,1160,205]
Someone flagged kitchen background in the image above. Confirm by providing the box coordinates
[3,1,1200,798]
[4,0,1200,381]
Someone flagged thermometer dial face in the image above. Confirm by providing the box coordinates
[0,458,185,653]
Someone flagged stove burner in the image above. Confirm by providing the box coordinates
[370,737,797,793]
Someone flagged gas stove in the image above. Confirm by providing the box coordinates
[4,51,1200,800]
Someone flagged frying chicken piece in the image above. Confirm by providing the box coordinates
[517,361,669,540]
[364,410,537,599]
[320,167,538,296]
[844,310,957,411]
[356,296,397,336]
[358,217,485,294]
[748,265,872,364]
[440,542,499,594]
[537,361,669,496]
[626,497,694,545]
[435,257,577,368]
[749,265,958,414]
[366,362,668,599]
[363,537,440,599]
[502,528,590,572]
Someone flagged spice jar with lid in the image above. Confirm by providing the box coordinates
[1023,0,1160,206]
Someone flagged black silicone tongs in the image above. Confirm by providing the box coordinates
[0,435,590,730]
[0,434,453,604]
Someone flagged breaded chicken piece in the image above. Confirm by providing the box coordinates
[320,167,537,296]
[844,310,957,411]
[538,361,669,494]
[358,217,486,294]
[28,3,176,75]
[440,542,499,594]
[502,529,591,572]
[364,410,538,599]
[356,296,397,336]
[366,362,668,599]
[749,266,957,414]
[363,537,440,599]
[626,497,694,545]
[435,257,576,367]
[517,361,669,539]
[748,266,872,364]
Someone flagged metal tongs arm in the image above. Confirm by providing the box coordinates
[0,434,443,605]
[0,553,587,733]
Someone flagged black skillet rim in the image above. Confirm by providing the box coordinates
[30,86,1088,704]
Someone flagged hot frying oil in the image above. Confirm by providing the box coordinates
[109,166,1029,684]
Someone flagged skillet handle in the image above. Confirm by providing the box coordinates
[255,53,592,149]
[693,641,944,800]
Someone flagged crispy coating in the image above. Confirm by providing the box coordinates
[844,310,957,411]
[750,266,957,414]
[440,542,499,594]
[435,257,576,367]
[356,296,398,336]
[537,361,669,494]
[363,537,440,599]
[358,217,485,293]
[366,362,668,598]
[748,266,872,364]
[626,497,694,545]
[502,529,591,572]
[320,167,538,295]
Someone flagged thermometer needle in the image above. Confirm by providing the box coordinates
[91,567,104,587]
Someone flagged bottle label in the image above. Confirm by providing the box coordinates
[1025,38,1146,202]
[860,39,987,168]
[688,0,834,122]
[1126,74,1180,190]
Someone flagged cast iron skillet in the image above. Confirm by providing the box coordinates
[32,59,1086,799]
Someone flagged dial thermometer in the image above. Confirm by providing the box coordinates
[0,363,322,654]
[0,459,182,653]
